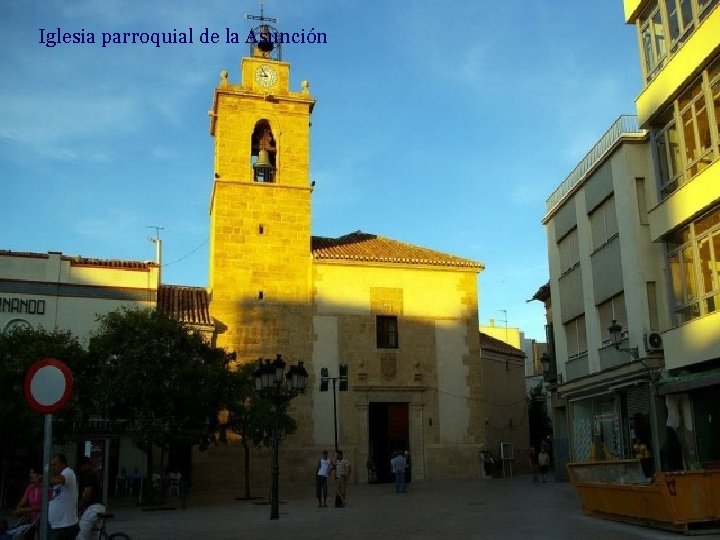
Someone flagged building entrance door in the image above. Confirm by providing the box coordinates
[368,402,408,483]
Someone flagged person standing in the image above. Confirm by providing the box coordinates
[538,447,550,483]
[404,451,412,492]
[333,450,351,507]
[528,447,539,483]
[634,438,652,477]
[316,450,332,507]
[13,466,44,539]
[77,457,105,540]
[48,453,79,540]
[130,467,142,497]
[14,467,43,520]
[390,451,406,494]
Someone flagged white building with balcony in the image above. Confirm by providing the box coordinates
[624,0,720,469]
[542,115,669,470]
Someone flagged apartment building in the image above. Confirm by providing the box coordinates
[543,0,720,473]
[542,115,669,469]
[625,0,720,469]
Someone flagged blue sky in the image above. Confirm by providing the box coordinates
[0,0,642,341]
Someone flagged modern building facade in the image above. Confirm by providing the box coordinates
[0,250,159,340]
[624,0,720,469]
[542,0,720,472]
[542,115,669,469]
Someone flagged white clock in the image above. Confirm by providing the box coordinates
[255,65,278,88]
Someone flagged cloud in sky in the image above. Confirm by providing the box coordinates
[0,93,140,160]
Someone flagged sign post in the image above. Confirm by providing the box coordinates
[24,358,74,540]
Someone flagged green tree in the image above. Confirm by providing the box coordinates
[222,361,297,499]
[0,326,86,502]
[87,308,231,501]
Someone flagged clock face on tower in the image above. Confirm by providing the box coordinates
[254,65,278,88]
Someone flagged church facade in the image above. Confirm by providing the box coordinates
[195,34,497,487]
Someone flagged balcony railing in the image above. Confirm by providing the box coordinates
[545,115,646,218]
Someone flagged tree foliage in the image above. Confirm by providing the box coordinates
[86,308,231,496]
[0,326,86,463]
[222,361,297,498]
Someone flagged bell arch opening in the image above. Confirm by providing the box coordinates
[251,119,277,183]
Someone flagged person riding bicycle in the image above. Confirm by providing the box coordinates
[77,457,105,540]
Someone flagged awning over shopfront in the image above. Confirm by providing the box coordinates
[657,368,720,395]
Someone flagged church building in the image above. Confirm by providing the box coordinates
[194,20,502,488]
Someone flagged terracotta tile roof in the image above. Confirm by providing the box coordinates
[158,285,213,327]
[479,332,525,359]
[311,232,483,269]
[530,282,550,302]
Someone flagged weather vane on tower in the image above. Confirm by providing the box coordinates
[246,2,281,60]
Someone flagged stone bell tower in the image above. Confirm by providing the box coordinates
[207,10,316,376]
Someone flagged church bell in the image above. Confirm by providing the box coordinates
[257,25,274,53]
[253,149,272,169]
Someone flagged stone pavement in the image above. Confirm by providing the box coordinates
[98,474,688,540]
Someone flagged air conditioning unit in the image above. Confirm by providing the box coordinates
[644,332,663,353]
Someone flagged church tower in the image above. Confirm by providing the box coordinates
[208,13,315,371]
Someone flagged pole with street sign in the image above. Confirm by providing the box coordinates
[24,358,74,540]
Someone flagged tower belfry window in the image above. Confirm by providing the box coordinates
[251,119,277,183]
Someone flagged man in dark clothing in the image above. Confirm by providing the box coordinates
[77,457,105,540]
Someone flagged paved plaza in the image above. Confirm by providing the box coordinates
[91,474,689,539]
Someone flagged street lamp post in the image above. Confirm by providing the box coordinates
[608,319,639,360]
[540,353,551,382]
[253,354,308,520]
[319,365,348,453]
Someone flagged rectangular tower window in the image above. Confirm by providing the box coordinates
[376,315,398,349]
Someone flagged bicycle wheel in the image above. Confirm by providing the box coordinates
[108,534,132,540]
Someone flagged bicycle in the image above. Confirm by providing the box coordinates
[93,512,132,540]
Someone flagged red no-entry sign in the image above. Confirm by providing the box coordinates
[24,358,73,414]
